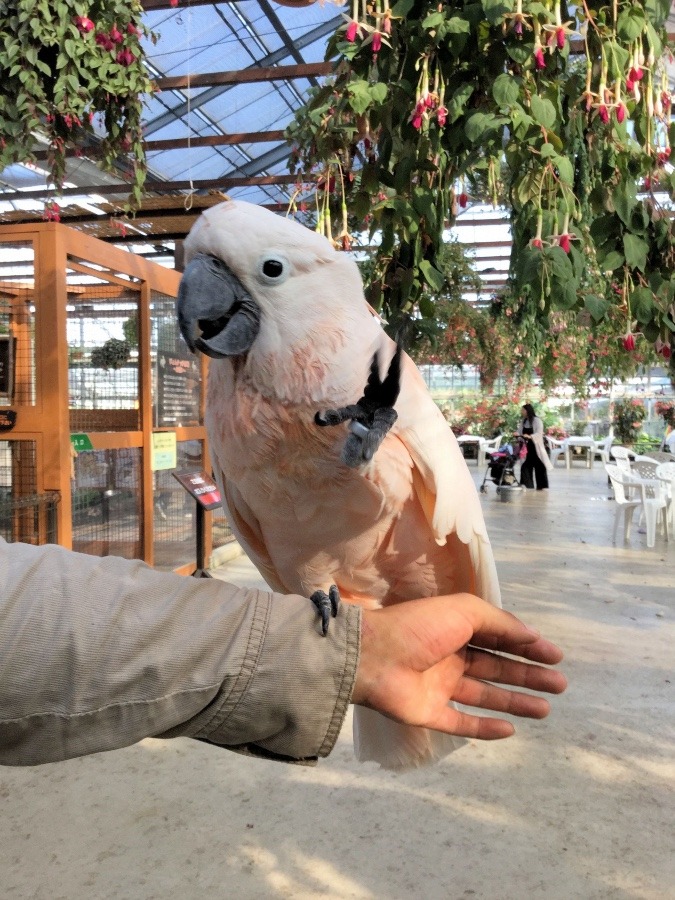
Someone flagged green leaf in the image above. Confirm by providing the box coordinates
[419,260,446,292]
[553,155,574,185]
[584,295,609,322]
[391,0,415,15]
[599,250,625,272]
[464,112,506,143]
[446,83,474,123]
[630,287,653,325]
[480,0,511,26]
[613,180,637,227]
[617,7,646,41]
[530,95,556,129]
[492,73,519,108]
[623,233,648,271]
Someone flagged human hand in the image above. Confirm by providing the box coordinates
[352,594,566,740]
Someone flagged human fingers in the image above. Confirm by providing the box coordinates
[452,676,552,719]
[464,646,568,694]
[429,706,516,741]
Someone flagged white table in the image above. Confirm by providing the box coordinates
[564,436,597,469]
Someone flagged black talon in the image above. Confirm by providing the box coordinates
[315,345,402,467]
[310,585,341,636]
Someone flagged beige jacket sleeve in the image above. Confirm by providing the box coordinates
[0,539,360,767]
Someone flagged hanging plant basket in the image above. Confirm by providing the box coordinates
[0,0,155,210]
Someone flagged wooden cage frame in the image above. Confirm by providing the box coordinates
[0,221,214,573]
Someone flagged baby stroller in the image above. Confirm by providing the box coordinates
[479,439,526,495]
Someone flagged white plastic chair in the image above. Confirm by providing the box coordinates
[656,462,675,535]
[610,445,633,473]
[477,434,503,468]
[630,460,670,547]
[593,431,613,465]
[546,437,567,467]
[605,465,642,543]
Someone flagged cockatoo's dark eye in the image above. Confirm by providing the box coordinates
[256,253,290,285]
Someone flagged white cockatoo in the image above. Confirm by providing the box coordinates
[177,199,501,769]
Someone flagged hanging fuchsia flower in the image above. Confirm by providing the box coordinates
[371,31,382,55]
[96,32,115,50]
[629,66,644,83]
[661,343,672,360]
[436,106,447,127]
[127,23,139,36]
[558,233,571,253]
[530,237,544,249]
[345,20,359,42]
[598,104,610,124]
[169,0,179,6]
[534,47,546,70]
[555,26,566,50]
[74,16,94,33]
[110,26,124,45]
[116,48,136,67]
[615,103,627,123]
[458,192,468,208]
[622,333,636,352]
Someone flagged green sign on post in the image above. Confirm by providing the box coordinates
[70,433,94,452]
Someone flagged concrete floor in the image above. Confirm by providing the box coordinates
[1,463,674,900]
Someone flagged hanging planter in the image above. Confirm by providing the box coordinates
[0,0,155,210]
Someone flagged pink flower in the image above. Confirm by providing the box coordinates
[459,192,468,208]
[436,106,447,127]
[169,0,178,6]
[96,32,114,50]
[127,23,139,36]
[615,104,626,123]
[661,344,672,360]
[371,31,382,54]
[345,20,358,42]
[629,66,644,82]
[116,48,136,66]
[622,334,636,352]
[534,47,546,70]
[559,233,571,253]
[411,112,424,130]
[626,76,635,92]
[556,26,566,50]
[530,238,544,250]
[598,104,610,124]
[74,16,94,33]
[110,26,124,44]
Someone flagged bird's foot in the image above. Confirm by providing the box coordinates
[310,585,340,636]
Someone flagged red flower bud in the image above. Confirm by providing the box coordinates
[622,334,636,352]
[371,31,382,54]
[534,47,546,70]
[459,192,468,208]
[615,103,626,123]
[531,238,544,249]
[661,344,672,360]
[169,0,178,6]
[116,48,136,66]
[74,16,94,33]
[345,20,358,42]
[110,26,124,44]
[559,233,571,253]
[96,32,114,50]
[629,66,644,82]
[598,104,610,124]
[556,26,566,50]
[436,106,447,127]
[127,23,139,36]
[626,76,635,92]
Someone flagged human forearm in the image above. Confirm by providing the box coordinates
[0,540,359,766]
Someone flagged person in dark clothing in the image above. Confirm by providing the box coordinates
[517,403,553,490]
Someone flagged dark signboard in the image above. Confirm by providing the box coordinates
[172,470,222,510]
[0,410,16,432]
[0,335,15,401]
[157,351,200,427]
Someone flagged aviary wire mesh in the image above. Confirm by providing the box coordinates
[71,447,142,559]
[67,258,141,433]
[0,439,58,544]
[0,240,36,408]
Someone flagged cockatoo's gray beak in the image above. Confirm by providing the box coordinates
[177,253,261,358]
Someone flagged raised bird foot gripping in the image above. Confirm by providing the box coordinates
[310,585,340,636]
[315,346,402,468]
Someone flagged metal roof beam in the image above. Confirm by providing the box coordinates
[143,17,340,136]
[154,61,333,91]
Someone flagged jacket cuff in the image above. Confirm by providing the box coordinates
[180,593,361,764]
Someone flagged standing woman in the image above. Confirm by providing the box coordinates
[518,403,553,490]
